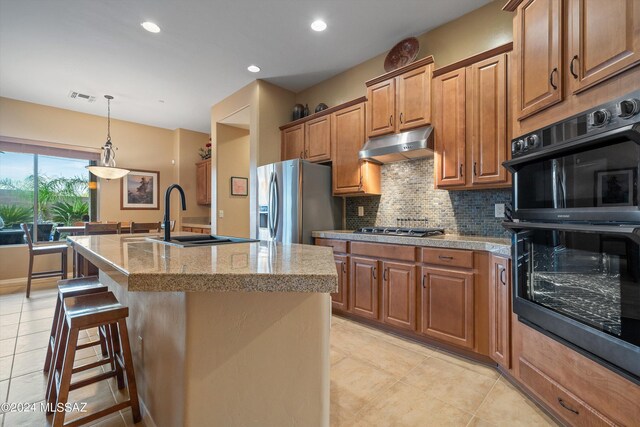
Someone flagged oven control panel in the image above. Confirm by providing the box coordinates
[511,90,640,158]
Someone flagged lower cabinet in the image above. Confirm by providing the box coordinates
[419,267,475,349]
[489,255,511,369]
[349,256,379,320]
[382,261,416,331]
[332,254,349,311]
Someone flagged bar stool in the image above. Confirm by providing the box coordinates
[47,292,141,426]
[21,223,68,298]
[44,276,109,374]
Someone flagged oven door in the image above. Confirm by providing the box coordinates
[506,125,640,223]
[506,222,640,381]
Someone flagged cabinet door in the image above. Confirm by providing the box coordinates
[196,161,208,205]
[205,160,211,204]
[281,125,304,161]
[568,0,640,93]
[350,256,379,320]
[305,115,331,162]
[434,68,466,187]
[382,261,416,331]
[469,54,509,186]
[489,256,511,369]
[420,267,474,349]
[367,79,396,138]
[333,255,349,311]
[332,103,366,195]
[397,65,432,131]
[514,0,562,119]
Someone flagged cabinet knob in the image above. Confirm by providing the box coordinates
[570,55,579,79]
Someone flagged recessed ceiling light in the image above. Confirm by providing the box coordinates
[311,19,327,32]
[141,21,161,33]
[247,65,261,73]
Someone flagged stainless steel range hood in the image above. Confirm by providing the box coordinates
[358,125,434,164]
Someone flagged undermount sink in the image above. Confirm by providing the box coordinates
[147,234,258,247]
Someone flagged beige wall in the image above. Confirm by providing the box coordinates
[0,97,208,283]
[216,125,250,237]
[295,0,512,108]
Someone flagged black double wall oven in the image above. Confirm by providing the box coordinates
[503,91,640,383]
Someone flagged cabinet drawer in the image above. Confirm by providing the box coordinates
[351,241,416,262]
[519,358,614,427]
[315,238,348,253]
[422,248,473,269]
[182,227,192,232]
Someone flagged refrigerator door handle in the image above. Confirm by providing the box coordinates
[272,171,279,238]
[268,172,275,238]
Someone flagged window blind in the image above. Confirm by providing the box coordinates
[0,136,100,161]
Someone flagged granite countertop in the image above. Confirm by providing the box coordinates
[67,233,337,293]
[312,230,511,257]
[181,222,212,228]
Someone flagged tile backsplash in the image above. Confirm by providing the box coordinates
[345,157,512,237]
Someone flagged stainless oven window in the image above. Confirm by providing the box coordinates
[519,229,640,347]
[516,140,640,210]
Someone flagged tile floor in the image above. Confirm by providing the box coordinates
[0,288,558,426]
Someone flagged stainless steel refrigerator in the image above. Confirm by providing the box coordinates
[256,159,342,244]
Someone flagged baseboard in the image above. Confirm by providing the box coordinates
[0,276,66,296]
[139,397,158,427]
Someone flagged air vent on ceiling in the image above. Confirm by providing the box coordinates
[68,91,96,103]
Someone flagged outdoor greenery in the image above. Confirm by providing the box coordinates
[0,175,89,226]
[0,204,33,226]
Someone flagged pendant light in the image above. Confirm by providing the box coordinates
[86,95,130,180]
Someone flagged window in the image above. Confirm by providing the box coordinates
[0,146,98,245]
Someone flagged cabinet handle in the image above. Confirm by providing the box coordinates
[473,162,477,176]
[383,268,388,281]
[342,263,346,274]
[460,164,463,177]
[570,55,578,79]
[422,275,426,288]
[300,151,304,159]
[549,67,558,90]
[399,112,403,124]
[500,267,506,286]
[439,255,454,260]
[557,398,579,415]
[372,266,377,280]
[389,115,393,126]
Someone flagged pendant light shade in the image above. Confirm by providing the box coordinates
[86,95,130,180]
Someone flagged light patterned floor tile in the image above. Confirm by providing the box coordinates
[0,313,21,327]
[11,347,46,378]
[18,317,54,336]
[7,370,48,404]
[0,355,12,381]
[0,379,8,404]
[0,323,19,341]
[0,338,16,358]
[19,307,55,323]
[14,330,50,355]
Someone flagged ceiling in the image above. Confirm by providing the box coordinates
[0,0,490,133]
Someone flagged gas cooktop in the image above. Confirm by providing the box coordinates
[354,227,445,237]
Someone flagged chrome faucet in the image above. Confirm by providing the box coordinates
[163,184,186,242]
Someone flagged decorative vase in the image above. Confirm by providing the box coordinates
[303,104,310,117]
[292,104,304,121]
[315,103,328,113]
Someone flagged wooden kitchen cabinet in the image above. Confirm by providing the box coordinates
[350,256,380,320]
[420,266,475,349]
[331,101,381,196]
[568,0,640,93]
[433,67,466,187]
[489,255,511,369]
[514,0,562,119]
[433,45,511,190]
[382,261,416,331]
[281,124,304,161]
[304,114,331,162]
[365,56,435,138]
[196,159,211,205]
[333,254,349,312]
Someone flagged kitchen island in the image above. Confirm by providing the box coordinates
[67,233,337,427]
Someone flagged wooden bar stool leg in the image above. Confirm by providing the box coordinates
[109,322,125,390]
[61,250,68,280]
[46,319,68,412]
[26,252,34,298]
[117,319,141,423]
[44,296,63,372]
[52,326,80,427]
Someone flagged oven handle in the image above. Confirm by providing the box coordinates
[503,123,640,172]
[502,221,640,243]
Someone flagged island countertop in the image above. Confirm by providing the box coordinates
[67,233,338,293]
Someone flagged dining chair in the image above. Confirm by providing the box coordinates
[84,222,121,235]
[129,222,162,234]
[21,223,68,298]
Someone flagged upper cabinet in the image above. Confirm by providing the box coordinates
[304,115,332,162]
[509,0,640,121]
[514,0,562,119]
[196,159,211,205]
[365,56,434,138]
[433,44,512,190]
[281,124,305,161]
[568,0,640,93]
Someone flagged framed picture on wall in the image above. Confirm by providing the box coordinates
[231,176,248,196]
[121,169,160,210]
